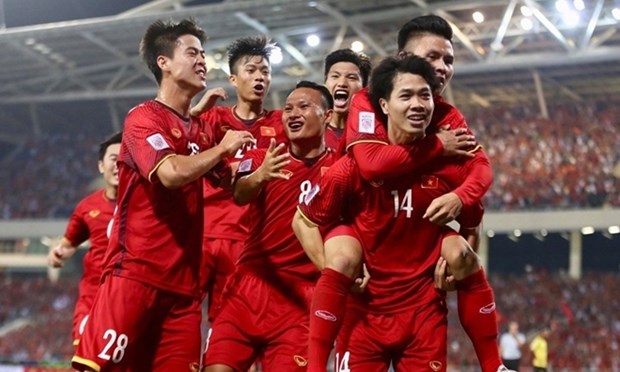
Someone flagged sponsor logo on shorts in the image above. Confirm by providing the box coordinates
[314,309,337,322]
[429,360,443,371]
[293,355,308,367]
[479,302,496,314]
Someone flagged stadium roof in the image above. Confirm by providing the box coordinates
[1,0,620,140]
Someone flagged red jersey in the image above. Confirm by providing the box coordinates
[64,189,115,300]
[104,100,214,298]
[325,125,345,153]
[199,106,287,241]
[344,87,492,207]
[299,154,484,314]
[235,147,337,284]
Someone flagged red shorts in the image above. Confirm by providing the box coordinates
[72,275,201,372]
[203,270,313,371]
[334,299,448,372]
[72,293,95,346]
[324,224,359,242]
[201,238,244,322]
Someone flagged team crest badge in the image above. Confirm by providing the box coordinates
[293,355,308,367]
[280,169,294,178]
[88,210,100,218]
[199,132,209,145]
[429,361,442,371]
[171,128,182,139]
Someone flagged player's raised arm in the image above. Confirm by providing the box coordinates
[233,138,290,205]
[157,130,254,189]
[190,87,228,116]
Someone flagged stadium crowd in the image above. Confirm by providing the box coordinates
[0,132,101,219]
[1,271,618,370]
[447,270,620,371]
[0,274,75,365]
[465,100,620,210]
[1,100,619,220]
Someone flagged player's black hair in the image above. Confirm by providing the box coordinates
[140,18,207,84]
[227,35,276,74]
[294,80,334,110]
[98,131,123,161]
[323,49,372,87]
[397,15,453,51]
[368,55,439,116]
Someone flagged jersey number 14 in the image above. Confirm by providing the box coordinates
[391,189,413,218]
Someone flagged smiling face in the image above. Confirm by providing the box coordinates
[380,72,434,144]
[282,87,332,144]
[229,55,272,104]
[98,143,120,188]
[401,33,454,94]
[157,34,207,94]
[324,61,364,115]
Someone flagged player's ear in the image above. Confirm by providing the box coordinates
[323,109,333,127]
[379,98,389,115]
[98,160,105,174]
[157,55,169,72]
[228,74,238,88]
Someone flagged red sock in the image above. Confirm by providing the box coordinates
[456,269,502,372]
[308,268,353,372]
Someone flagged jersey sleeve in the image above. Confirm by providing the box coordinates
[297,157,353,227]
[345,89,389,147]
[123,107,176,183]
[235,148,267,179]
[451,146,493,208]
[63,200,89,247]
[456,200,484,228]
[350,138,444,182]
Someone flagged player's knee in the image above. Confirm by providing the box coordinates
[325,243,362,278]
[442,237,480,273]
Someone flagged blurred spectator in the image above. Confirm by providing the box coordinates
[530,325,551,372]
[499,321,526,371]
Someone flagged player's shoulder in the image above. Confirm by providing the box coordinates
[198,105,232,124]
[264,109,284,121]
[126,100,157,117]
[432,95,466,125]
[325,154,358,179]
[74,189,106,211]
[350,87,372,108]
